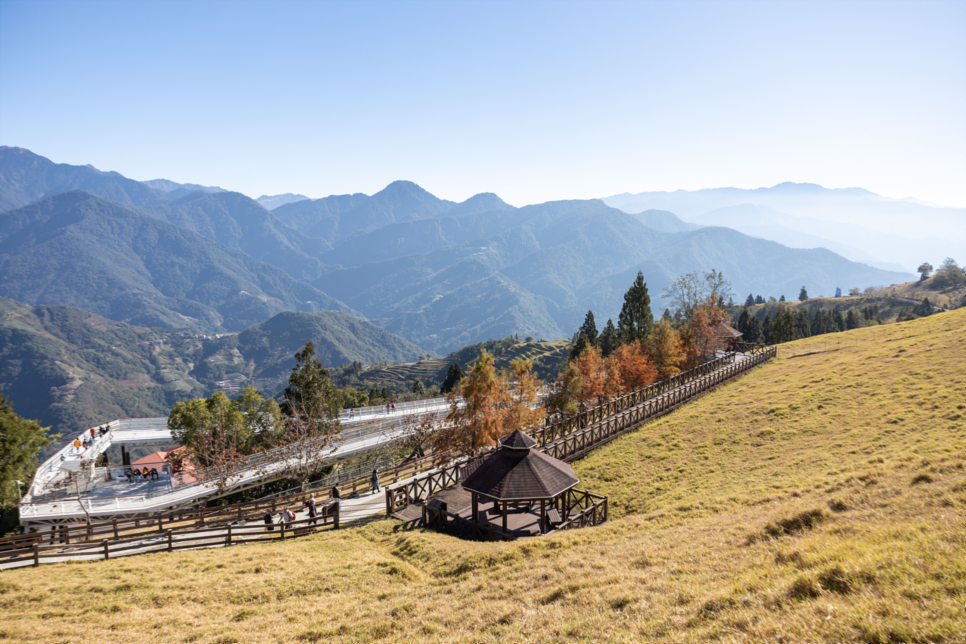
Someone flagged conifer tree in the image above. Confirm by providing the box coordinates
[794,309,811,339]
[598,318,619,357]
[411,378,425,395]
[618,271,654,344]
[755,295,764,304]
[845,310,859,330]
[580,310,599,346]
[737,308,751,337]
[762,313,773,344]
[770,308,796,343]
[661,308,672,322]
[779,295,786,302]
[810,309,827,336]
[744,294,755,307]
[747,316,764,344]
[799,286,809,302]
[647,320,685,379]
[569,331,590,362]
[440,362,465,394]
[832,308,845,332]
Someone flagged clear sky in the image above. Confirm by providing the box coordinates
[1,0,964,207]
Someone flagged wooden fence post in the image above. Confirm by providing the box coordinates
[112,520,118,539]
[167,530,173,551]
[103,540,110,560]
[33,543,39,567]
[226,524,232,547]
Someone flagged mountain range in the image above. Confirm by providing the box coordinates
[604,183,966,273]
[1,146,917,355]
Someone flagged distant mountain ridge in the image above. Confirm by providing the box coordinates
[0,148,918,353]
[256,193,310,210]
[604,183,966,271]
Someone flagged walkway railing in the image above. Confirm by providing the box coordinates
[386,345,777,517]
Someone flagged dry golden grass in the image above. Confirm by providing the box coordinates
[2,311,964,643]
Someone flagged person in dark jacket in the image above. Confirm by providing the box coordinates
[370,468,380,493]
[263,510,274,532]
[304,496,317,526]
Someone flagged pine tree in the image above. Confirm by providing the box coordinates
[794,309,811,339]
[779,295,786,302]
[440,363,465,394]
[569,331,589,362]
[762,313,773,344]
[599,318,619,357]
[661,308,672,322]
[411,379,425,395]
[832,308,845,332]
[755,295,764,304]
[770,308,796,343]
[799,286,809,302]
[737,308,751,337]
[747,316,764,344]
[845,310,859,330]
[618,271,654,344]
[744,294,755,307]
[580,310,599,346]
[284,342,338,419]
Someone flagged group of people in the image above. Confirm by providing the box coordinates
[71,426,110,453]
[124,467,160,483]
[386,402,396,414]
[262,487,342,531]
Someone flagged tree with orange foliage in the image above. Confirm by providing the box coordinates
[502,358,544,435]
[434,349,508,456]
[573,346,606,408]
[647,319,685,379]
[545,361,582,420]
[688,298,729,360]
[603,354,624,400]
[611,340,657,393]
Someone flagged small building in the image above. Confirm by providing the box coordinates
[711,321,743,352]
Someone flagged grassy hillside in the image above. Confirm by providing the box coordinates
[2,311,963,643]
[870,278,966,312]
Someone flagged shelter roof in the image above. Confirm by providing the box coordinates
[500,430,537,450]
[461,431,578,500]
[713,322,742,338]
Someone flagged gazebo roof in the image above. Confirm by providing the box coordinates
[713,322,742,339]
[461,431,579,500]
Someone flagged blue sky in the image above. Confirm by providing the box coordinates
[1,0,964,207]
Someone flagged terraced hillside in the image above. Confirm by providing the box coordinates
[2,311,963,643]
[357,339,571,389]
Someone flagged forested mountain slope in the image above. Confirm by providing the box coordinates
[0,191,350,333]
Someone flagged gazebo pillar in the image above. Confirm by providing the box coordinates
[472,492,478,524]
[502,501,508,533]
[540,499,546,534]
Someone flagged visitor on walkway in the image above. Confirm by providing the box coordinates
[263,510,274,532]
[304,496,317,526]
[73,438,81,452]
[89,428,96,440]
[125,469,134,483]
[331,485,341,500]
[280,507,295,526]
[370,468,380,493]
[149,467,159,481]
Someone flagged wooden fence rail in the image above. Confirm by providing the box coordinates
[1,506,339,570]
[386,346,777,518]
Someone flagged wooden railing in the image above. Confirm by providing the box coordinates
[386,345,777,517]
[5,449,455,550]
[1,505,339,569]
[421,505,516,542]
[531,353,737,446]
[543,347,776,462]
[555,489,608,530]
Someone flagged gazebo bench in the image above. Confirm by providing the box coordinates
[546,508,562,526]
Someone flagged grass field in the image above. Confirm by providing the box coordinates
[1,311,963,643]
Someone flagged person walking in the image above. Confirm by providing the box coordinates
[263,510,274,532]
[331,486,341,501]
[304,496,317,526]
[281,507,295,526]
[370,468,381,493]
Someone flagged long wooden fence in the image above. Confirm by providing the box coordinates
[386,345,777,518]
[1,509,339,570]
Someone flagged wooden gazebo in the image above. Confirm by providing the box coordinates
[461,430,579,535]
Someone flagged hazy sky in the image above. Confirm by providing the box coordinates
[1,0,964,207]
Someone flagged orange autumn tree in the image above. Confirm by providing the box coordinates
[502,358,544,435]
[573,345,606,409]
[603,354,624,401]
[612,340,657,393]
[545,361,582,420]
[435,348,508,456]
[687,297,729,363]
[648,319,686,379]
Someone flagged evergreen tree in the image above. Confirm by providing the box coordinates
[832,308,846,332]
[381,387,388,400]
[569,331,590,362]
[284,342,338,419]
[770,308,796,343]
[661,308,672,322]
[794,309,811,339]
[799,286,809,302]
[737,308,751,338]
[913,298,934,317]
[845,310,859,330]
[755,295,765,304]
[599,318,619,357]
[762,313,773,344]
[411,378,425,395]
[617,271,654,344]
[1,393,52,534]
[580,310,599,346]
[779,295,786,302]
[744,294,755,307]
[440,362,465,394]
[747,316,764,344]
